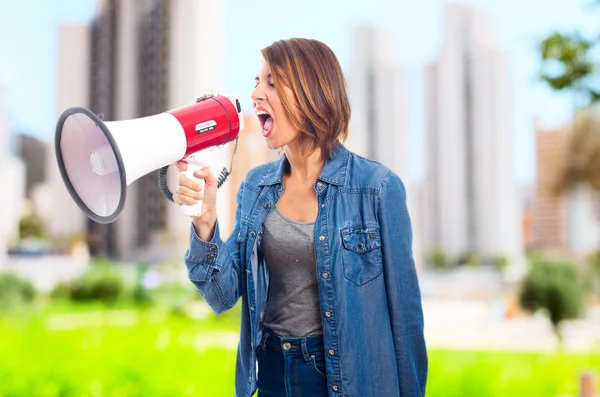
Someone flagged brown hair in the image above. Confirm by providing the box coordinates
[261,38,351,162]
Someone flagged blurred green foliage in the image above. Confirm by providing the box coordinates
[0,272,36,312]
[18,214,48,240]
[428,248,450,269]
[519,259,585,348]
[52,259,126,305]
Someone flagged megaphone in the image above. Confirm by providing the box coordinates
[55,94,244,224]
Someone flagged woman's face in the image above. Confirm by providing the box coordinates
[251,58,300,150]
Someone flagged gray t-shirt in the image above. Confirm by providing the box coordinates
[261,206,323,337]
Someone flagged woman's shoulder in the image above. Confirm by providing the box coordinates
[346,150,404,190]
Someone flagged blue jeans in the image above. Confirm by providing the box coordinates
[256,328,328,397]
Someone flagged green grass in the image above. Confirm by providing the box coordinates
[0,303,598,397]
[428,349,599,397]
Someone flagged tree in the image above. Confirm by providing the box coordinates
[538,4,600,254]
[519,259,584,349]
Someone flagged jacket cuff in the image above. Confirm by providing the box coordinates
[184,222,223,282]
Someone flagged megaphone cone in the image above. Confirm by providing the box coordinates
[55,94,243,224]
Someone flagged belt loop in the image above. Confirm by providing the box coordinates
[300,337,311,363]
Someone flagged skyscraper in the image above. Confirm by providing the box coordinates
[346,26,407,178]
[346,26,427,270]
[0,93,25,266]
[532,123,600,256]
[40,24,90,244]
[423,4,523,268]
[48,0,225,261]
[531,124,568,252]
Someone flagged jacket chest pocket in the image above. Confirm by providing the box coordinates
[340,226,383,286]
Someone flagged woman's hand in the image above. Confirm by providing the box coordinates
[173,161,219,241]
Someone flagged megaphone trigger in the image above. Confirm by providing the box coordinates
[179,151,212,217]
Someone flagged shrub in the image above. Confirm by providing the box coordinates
[18,214,47,240]
[66,260,125,305]
[428,248,450,269]
[492,255,509,271]
[0,272,36,311]
[519,259,584,348]
[456,251,481,267]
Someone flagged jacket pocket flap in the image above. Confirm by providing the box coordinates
[341,226,381,254]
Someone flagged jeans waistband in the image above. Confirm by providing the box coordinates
[259,328,324,363]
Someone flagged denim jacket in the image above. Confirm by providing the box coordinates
[184,146,427,397]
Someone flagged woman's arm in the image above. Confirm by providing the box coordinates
[377,171,428,396]
[183,181,245,314]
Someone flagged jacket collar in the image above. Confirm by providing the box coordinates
[258,145,350,187]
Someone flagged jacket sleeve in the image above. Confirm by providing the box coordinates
[378,171,428,396]
[183,181,245,314]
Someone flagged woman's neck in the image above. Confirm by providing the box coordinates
[283,143,324,185]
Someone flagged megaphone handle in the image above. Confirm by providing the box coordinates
[180,161,208,217]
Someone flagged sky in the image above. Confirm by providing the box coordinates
[0,0,598,184]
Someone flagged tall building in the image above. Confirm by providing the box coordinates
[39,24,90,245]
[532,123,600,256]
[531,125,568,252]
[423,3,523,269]
[15,133,47,199]
[54,0,225,261]
[346,26,427,270]
[346,26,407,178]
[0,94,25,266]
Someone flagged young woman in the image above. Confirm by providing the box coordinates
[173,38,427,397]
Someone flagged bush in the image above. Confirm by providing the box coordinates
[519,259,584,348]
[456,251,481,267]
[18,214,47,240]
[0,272,36,311]
[53,260,125,305]
[428,248,450,269]
[492,255,509,271]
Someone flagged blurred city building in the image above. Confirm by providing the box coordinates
[0,91,25,266]
[41,0,227,262]
[347,25,407,179]
[531,124,569,253]
[422,3,524,272]
[15,133,46,199]
[346,25,427,270]
[531,123,600,256]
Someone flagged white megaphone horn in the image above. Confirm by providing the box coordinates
[55,94,244,224]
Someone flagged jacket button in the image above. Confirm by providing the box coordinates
[250,231,256,237]
[325,311,332,318]
[322,273,329,279]
[321,203,325,208]
[246,269,251,274]
[332,385,339,391]
[263,203,270,208]
[358,243,364,249]
[317,182,323,187]
[319,235,325,241]
[329,349,335,355]
[250,306,255,311]
[283,342,291,350]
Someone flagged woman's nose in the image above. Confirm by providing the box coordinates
[251,84,264,102]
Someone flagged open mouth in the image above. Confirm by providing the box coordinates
[256,110,274,137]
